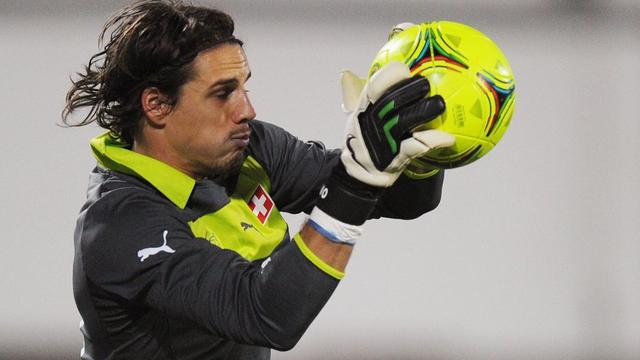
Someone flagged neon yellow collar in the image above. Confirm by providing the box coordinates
[90,132,195,209]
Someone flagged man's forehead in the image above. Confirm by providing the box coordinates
[193,43,250,81]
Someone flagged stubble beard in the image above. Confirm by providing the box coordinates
[204,150,245,180]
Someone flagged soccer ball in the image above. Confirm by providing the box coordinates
[368,21,516,168]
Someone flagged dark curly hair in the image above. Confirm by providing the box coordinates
[62,0,242,144]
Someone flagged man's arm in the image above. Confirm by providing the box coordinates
[80,189,348,351]
[299,225,352,272]
[248,120,446,219]
[247,119,340,214]
[371,170,445,219]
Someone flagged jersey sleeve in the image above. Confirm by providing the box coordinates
[79,188,339,351]
[371,170,445,220]
[248,120,445,219]
[248,120,340,214]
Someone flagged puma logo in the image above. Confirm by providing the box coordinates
[137,230,175,262]
[240,221,262,235]
[240,222,254,231]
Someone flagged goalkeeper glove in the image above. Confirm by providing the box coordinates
[339,61,454,187]
[342,22,448,180]
[309,35,454,246]
[311,61,453,243]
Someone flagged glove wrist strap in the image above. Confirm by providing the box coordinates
[315,162,383,226]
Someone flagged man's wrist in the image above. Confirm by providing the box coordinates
[308,208,362,246]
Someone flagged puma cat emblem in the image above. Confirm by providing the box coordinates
[137,230,175,262]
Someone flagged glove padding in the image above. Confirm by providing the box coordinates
[340,61,455,187]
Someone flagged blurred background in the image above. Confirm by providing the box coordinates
[0,0,638,359]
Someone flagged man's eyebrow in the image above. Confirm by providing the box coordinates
[208,72,252,90]
[209,78,239,89]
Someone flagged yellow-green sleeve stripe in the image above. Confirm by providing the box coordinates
[293,233,345,280]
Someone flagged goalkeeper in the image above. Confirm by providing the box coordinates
[64,1,453,359]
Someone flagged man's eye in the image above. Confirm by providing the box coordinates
[215,89,233,100]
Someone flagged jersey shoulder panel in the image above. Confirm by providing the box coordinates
[78,184,197,300]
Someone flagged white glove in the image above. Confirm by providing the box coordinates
[339,62,455,188]
[309,23,452,232]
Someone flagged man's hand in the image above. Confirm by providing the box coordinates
[340,62,455,188]
[342,22,449,181]
[307,32,455,249]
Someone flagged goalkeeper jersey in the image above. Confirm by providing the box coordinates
[72,120,445,360]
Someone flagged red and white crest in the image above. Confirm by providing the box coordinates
[247,185,274,224]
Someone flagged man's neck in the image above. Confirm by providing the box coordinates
[132,133,200,180]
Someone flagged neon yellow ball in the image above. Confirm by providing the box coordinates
[369,21,516,168]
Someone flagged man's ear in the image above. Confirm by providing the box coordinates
[141,87,171,126]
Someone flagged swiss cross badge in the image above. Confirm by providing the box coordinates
[247,185,274,224]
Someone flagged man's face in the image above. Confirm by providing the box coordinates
[163,43,256,179]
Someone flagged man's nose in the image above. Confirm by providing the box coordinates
[236,91,256,123]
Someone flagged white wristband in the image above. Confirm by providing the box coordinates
[308,207,364,246]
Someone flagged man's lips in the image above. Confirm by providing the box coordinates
[230,130,251,147]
